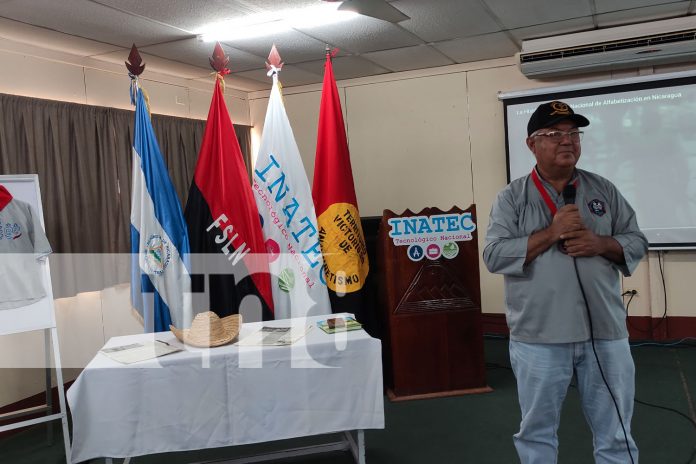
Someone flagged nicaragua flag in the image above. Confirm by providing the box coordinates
[312,50,370,316]
[252,54,331,320]
[185,77,274,320]
[130,86,192,332]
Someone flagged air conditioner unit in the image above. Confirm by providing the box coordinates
[519,16,696,78]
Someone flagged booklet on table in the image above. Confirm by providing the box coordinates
[236,325,311,346]
[100,340,181,364]
[317,316,362,334]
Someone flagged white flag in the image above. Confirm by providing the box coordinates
[252,72,331,319]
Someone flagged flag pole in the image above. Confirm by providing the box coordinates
[324,44,339,60]
[251,44,332,319]
[312,42,371,320]
[183,42,275,320]
[125,44,150,113]
[126,43,193,332]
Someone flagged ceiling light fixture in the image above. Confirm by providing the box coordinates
[323,0,410,23]
[198,3,358,42]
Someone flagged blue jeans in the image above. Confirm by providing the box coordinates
[509,339,638,464]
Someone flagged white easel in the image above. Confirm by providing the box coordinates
[0,174,71,463]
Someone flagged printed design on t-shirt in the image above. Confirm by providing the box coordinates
[144,234,171,275]
[1,223,21,240]
[587,199,606,217]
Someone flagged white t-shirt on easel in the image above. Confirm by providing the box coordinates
[0,175,56,336]
[0,197,53,310]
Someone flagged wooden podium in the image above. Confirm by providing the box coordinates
[377,205,490,400]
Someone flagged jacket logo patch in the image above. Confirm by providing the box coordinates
[2,223,21,240]
[588,199,606,217]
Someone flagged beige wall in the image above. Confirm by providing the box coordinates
[0,42,250,124]
[1,32,696,407]
[248,60,696,323]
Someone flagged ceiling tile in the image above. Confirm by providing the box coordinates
[0,0,189,47]
[393,0,501,42]
[235,64,322,88]
[509,17,595,42]
[294,55,391,81]
[138,39,265,72]
[223,30,328,64]
[433,32,519,63]
[594,0,688,15]
[596,3,690,27]
[294,16,422,54]
[361,44,454,72]
[0,17,123,56]
[483,0,592,29]
[89,0,252,31]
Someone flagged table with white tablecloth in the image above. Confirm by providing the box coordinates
[67,313,385,463]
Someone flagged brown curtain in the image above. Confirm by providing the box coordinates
[0,93,252,294]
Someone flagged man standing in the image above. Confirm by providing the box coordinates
[483,101,648,463]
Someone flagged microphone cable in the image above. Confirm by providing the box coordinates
[562,183,634,463]
[571,254,635,464]
[571,245,635,464]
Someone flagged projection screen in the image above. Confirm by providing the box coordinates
[501,71,696,249]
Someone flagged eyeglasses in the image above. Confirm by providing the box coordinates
[533,130,584,143]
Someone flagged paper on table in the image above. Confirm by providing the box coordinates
[236,325,311,346]
[100,340,181,364]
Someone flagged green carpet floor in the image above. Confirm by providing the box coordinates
[1,338,695,463]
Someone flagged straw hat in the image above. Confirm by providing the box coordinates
[169,311,241,348]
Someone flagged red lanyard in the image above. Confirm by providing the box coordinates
[0,184,11,211]
[530,169,577,217]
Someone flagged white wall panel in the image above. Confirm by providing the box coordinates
[101,284,144,341]
[344,73,472,217]
[54,292,106,369]
[282,90,323,182]
[140,78,191,119]
[224,93,251,127]
[84,68,133,111]
[0,49,86,103]
[189,87,213,121]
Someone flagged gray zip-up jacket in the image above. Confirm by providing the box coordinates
[483,168,648,343]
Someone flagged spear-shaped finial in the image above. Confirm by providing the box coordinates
[209,42,231,75]
[125,44,145,76]
[265,44,284,77]
[325,44,339,59]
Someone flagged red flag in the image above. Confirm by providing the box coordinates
[185,78,274,319]
[312,52,369,315]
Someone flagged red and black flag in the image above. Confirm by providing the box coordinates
[312,49,370,316]
[185,44,274,320]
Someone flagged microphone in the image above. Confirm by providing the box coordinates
[563,183,576,205]
[559,183,577,253]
